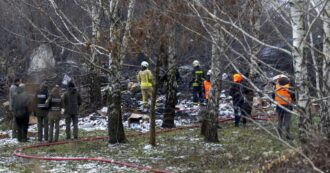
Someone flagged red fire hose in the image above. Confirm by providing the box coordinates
[13,114,274,172]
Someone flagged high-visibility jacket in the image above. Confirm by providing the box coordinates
[275,84,292,105]
[137,69,153,89]
[203,80,211,100]
[192,67,204,87]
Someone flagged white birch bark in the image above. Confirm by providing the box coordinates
[321,0,330,138]
[120,0,136,63]
[291,0,310,141]
[249,0,262,80]
[107,0,126,143]
[162,23,177,128]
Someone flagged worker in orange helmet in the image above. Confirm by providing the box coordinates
[229,73,245,127]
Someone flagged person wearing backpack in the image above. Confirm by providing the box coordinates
[191,60,205,105]
[47,85,62,142]
[137,61,154,109]
[35,82,49,141]
[13,84,31,142]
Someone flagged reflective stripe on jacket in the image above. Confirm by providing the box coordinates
[137,69,153,89]
[37,93,48,109]
[275,84,292,105]
[193,70,204,87]
[203,80,211,100]
[50,97,62,111]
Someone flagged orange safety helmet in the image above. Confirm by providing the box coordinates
[233,73,242,83]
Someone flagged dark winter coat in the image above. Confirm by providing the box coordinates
[13,86,31,118]
[47,86,62,120]
[36,85,49,110]
[191,66,205,87]
[241,80,254,114]
[229,82,244,107]
[63,88,82,115]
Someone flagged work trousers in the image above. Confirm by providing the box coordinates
[65,114,78,140]
[48,111,61,142]
[11,111,18,138]
[193,86,204,105]
[141,87,153,106]
[16,116,29,142]
[276,105,292,139]
[37,116,48,141]
[234,104,247,127]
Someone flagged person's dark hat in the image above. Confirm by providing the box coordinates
[278,77,289,85]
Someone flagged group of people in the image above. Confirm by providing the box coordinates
[8,60,295,142]
[137,59,296,140]
[9,79,81,143]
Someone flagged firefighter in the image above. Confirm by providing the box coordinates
[191,60,205,105]
[47,85,62,142]
[137,61,154,108]
[229,73,245,127]
[203,70,211,102]
[35,82,49,141]
[273,76,295,140]
[12,84,30,142]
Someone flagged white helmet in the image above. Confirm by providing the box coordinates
[207,70,212,76]
[192,60,200,67]
[141,61,149,67]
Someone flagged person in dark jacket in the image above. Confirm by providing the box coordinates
[63,82,82,140]
[191,60,205,105]
[272,76,295,140]
[9,78,21,138]
[35,82,49,141]
[241,74,254,126]
[229,73,244,127]
[13,84,30,142]
[47,85,62,142]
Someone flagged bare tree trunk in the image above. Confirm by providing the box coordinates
[307,7,322,99]
[249,0,261,81]
[162,25,177,128]
[291,0,310,142]
[107,0,126,144]
[120,0,136,63]
[89,1,102,110]
[322,1,330,139]
[149,45,164,146]
[203,25,222,142]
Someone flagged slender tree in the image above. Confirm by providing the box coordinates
[321,0,330,139]
[162,22,177,128]
[89,0,102,110]
[290,0,310,142]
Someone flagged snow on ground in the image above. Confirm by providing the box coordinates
[23,94,235,134]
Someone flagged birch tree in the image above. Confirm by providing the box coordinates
[321,0,330,139]
[89,0,102,109]
[290,0,310,142]
[162,1,178,129]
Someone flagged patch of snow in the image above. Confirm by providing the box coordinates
[0,138,18,145]
[143,144,153,150]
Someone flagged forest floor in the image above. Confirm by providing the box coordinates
[0,119,301,173]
